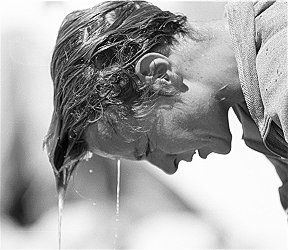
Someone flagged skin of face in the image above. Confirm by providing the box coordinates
[85,19,244,174]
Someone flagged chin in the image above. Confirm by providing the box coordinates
[160,165,178,175]
[156,161,178,175]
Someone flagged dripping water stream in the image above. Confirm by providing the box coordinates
[57,187,65,250]
[56,166,73,250]
[114,159,121,249]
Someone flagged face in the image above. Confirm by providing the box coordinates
[85,40,236,174]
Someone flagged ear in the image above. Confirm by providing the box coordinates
[135,52,171,84]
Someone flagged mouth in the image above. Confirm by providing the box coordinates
[168,151,196,174]
[197,143,231,159]
[165,149,213,174]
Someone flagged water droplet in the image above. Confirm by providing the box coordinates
[72,162,100,201]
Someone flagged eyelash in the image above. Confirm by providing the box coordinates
[135,155,144,160]
[145,138,151,157]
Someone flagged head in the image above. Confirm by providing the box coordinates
[45,0,242,185]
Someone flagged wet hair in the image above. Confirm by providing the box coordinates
[44,0,188,173]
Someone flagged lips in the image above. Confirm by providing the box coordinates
[148,150,198,175]
[198,148,211,159]
[169,151,196,174]
[169,149,210,174]
[183,151,196,162]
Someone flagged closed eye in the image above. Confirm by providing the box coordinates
[133,149,144,161]
[133,139,151,160]
[135,154,144,160]
[145,137,151,157]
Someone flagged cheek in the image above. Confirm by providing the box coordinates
[156,108,190,150]
[155,98,218,151]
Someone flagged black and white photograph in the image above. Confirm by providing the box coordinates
[1,1,288,249]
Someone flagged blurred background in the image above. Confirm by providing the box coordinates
[1,1,288,249]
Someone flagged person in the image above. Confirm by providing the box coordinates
[44,1,288,212]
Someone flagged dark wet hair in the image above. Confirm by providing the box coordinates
[44,0,188,173]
